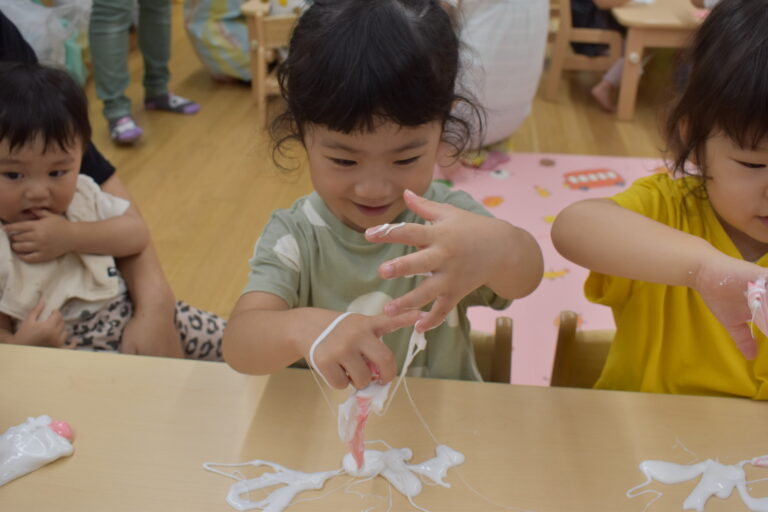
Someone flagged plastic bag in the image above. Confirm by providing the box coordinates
[0,0,90,72]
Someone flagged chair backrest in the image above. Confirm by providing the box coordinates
[242,1,297,51]
[544,0,624,100]
[472,316,513,383]
[556,0,572,29]
[550,310,613,388]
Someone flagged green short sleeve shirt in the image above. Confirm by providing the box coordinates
[244,182,511,380]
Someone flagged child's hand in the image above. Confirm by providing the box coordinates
[693,254,768,360]
[366,189,523,333]
[4,211,73,263]
[12,300,69,348]
[299,310,421,389]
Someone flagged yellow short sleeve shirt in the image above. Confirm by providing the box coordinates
[586,174,768,398]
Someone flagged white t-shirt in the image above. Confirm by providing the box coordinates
[0,175,129,323]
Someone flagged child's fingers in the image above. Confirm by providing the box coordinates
[46,309,63,326]
[16,252,43,263]
[365,222,431,246]
[403,189,449,222]
[729,323,758,360]
[11,240,37,253]
[27,299,46,321]
[341,354,375,390]
[415,296,455,333]
[8,229,36,242]
[2,221,33,235]
[58,331,72,349]
[383,280,440,316]
[372,309,421,335]
[360,339,398,383]
[378,250,439,280]
[317,359,351,389]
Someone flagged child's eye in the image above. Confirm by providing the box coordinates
[394,156,420,166]
[49,170,69,178]
[735,160,766,169]
[329,158,356,167]
[0,172,22,181]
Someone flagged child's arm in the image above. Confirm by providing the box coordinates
[99,176,183,358]
[365,189,544,333]
[223,291,421,389]
[3,204,149,263]
[0,301,67,347]
[552,198,765,358]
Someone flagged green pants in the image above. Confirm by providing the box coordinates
[88,0,172,121]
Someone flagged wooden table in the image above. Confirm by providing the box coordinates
[2,344,768,511]
[612,0,702,120]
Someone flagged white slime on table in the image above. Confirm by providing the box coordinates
[627,455,768,512]
[206,232,527,512]
[204,445,465,512]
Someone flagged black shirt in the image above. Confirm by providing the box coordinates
[0,9,116,185]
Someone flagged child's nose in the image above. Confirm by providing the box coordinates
[24,182,50,201]
[355,173,393,202]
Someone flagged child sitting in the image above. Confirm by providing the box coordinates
[0,62,224,360]
[223,0,544,389]
[552,0,768,398]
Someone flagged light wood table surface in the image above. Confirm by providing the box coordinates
[2,344,768,511]
[612,0,703,120]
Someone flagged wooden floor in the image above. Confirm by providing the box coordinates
[84,5,672,319]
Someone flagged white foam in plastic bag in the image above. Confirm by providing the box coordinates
[0,415,75,487]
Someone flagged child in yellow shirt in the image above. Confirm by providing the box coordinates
[552,0,768,398]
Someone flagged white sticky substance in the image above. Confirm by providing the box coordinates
[628,455,768,512]
[368,222,406,236]
[748,276,768,337]
[368,222,432,277]
[207,326,472,512]
[338,381,390,442]
[0,415,74,487]
[204,460,341,512]
[206,445,463,512]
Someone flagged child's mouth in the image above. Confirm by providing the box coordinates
[21,208,47,220]
[355,203,391,216]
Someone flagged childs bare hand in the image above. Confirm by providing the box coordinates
[693,254,767,360]
[13,300,69,347]
[301,310,421,390]
[365,189,512,333]
[4,210,73,262]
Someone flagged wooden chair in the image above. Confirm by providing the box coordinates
[544,0,623,101]
[241,0,298,127]
[548,0,560,43]
[471,316,513,383]
[550,310,613,388]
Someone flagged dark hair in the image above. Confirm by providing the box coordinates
[666,0,768,183]
[271,0,482,163]
[0,62,91,153]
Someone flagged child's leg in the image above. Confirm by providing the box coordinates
[137,0,171,99]
[174,301,225,361]
[66,295,133,352]
[591,57,624,112]
[139,0,200,115]
[88,0,134,122]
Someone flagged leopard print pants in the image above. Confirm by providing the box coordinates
[67,294,225,361]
